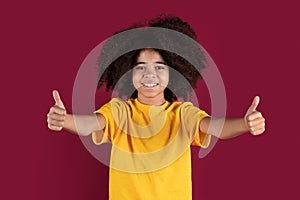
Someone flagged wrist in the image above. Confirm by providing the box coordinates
[243,116,250,133]
[63,113,72,130]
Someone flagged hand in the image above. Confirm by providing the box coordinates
[244,96,266,135]
[47,90,67,131]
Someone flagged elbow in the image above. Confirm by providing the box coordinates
[220,136,230,140]
[218,135,227,140]
[81,132,92,137]
[217,133,231,140]
[76,129,92,136]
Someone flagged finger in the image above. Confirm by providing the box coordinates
[247,117,265,127]
[247,96,260,113]
[48,112,66,121]
[52,90,65,108]
[246,111,263,121]
[47,118,65,127]
[250,127,265,136]
[249,122,265,132]
[48,123,63,131]
[50,106,66,115]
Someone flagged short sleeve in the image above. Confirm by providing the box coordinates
[91,98,129,145]
[91,100,114,145]
[181,102,211,148]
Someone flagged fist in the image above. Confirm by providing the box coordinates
[47,90,67,131]
[244,96,266,135]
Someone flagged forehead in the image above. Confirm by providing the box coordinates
[136,49,165,63]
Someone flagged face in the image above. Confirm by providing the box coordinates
[132,49,169,102]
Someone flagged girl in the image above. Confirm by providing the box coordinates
[47,15,265,200]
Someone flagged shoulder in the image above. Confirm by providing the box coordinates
[180,101,205,110]
[96,98,129,113]
[102,98,129,107]
[179,101,208,116]
[110,98,129,106]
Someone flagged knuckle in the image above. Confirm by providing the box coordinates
[59,108,66,115]
[48,113,53,119]
[247,115,252,121]
[52,125,62,131]
[50,120,56,126]
[51,107,58,113]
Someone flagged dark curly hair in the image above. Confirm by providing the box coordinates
[97,14,206,102]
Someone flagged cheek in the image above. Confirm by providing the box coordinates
[132,73,141,88]
[160,72,169,86]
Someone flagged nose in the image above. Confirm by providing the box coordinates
[143,67,157,78]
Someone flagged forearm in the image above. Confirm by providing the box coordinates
[201,117,249,140]
[63,114,104,136]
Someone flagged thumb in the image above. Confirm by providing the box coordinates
[52,90,65,109]
[247,96,260,114]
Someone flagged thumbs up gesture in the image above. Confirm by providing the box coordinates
[47,90,67,131]
[244,96,266,135]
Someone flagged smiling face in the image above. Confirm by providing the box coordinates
[132,49,169,105]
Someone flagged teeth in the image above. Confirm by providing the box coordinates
[142,83,158,87]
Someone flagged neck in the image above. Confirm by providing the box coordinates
[137,94,166,106]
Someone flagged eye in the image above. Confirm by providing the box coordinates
[134,66,145,70]
[155,65,166,70]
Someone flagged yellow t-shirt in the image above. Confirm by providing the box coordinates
[92,98,210,200]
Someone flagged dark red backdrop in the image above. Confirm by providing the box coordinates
[1,0,299,199]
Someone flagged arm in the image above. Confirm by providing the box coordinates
[200,96,266,139]
[47,90,106,136]
[63,113,105,136]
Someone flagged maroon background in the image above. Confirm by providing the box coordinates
[1,0,299,199]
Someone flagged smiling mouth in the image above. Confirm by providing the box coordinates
[141,83,159,88]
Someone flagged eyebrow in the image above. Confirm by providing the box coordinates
[134,61,167,66]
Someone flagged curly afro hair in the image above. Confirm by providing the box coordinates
[97,14,206,102]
